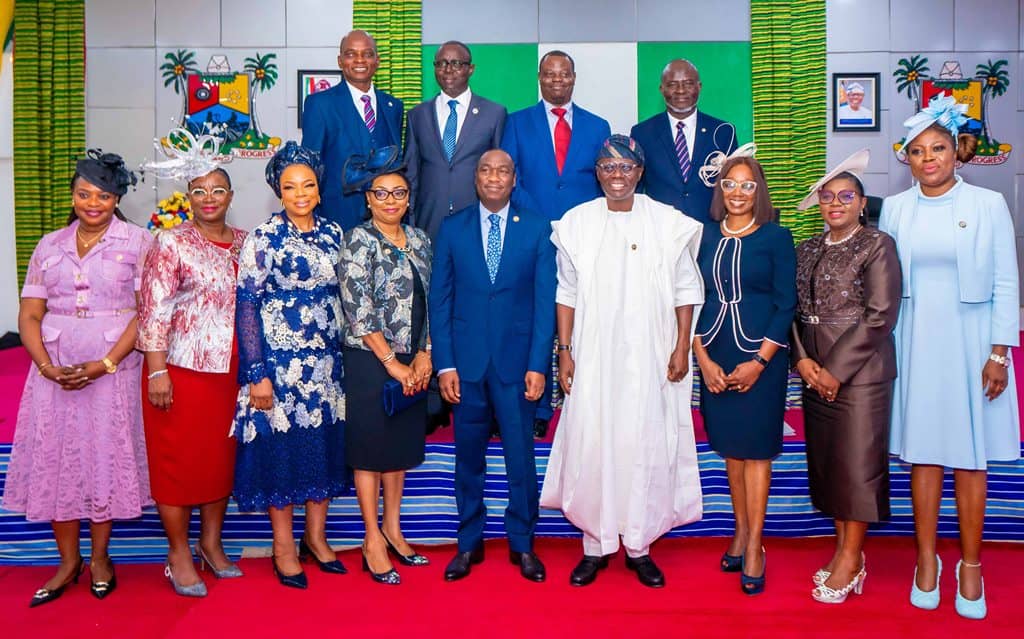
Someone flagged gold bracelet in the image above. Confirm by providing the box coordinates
[37,362,53,376]
[380,350,396,364]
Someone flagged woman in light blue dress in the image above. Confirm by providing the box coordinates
[880,96,1019,620]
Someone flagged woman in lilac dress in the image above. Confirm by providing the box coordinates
[3,151,153,607]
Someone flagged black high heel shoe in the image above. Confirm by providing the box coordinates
[740,547,767,596]
[362,548,401,585]
[381,530,430,566]
[271,555,308,589]
[90,558,117,600]
[298,538,347,574]
[720,551,743,573]
[29,556,84,608]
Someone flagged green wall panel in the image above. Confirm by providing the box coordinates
[636,42,752,145]
[421,43,538,112]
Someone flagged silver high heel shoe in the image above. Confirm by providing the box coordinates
[164,562,208,598]
[194,544,244,579]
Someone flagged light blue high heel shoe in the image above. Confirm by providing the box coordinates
[164,563,208,598]
[955,560,986,620]
[910,555,941,610]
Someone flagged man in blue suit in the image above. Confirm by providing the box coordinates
[500,50,609,437]
[405,41,507,240]
[630,59,738,224]
[301,30,403,230]
[430,149,556,583]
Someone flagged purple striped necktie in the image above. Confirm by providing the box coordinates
[361,95,376,133]
[675,121,691,182]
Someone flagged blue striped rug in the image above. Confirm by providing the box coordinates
[1,442,1022,565]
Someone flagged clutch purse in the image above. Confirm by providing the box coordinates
[382,379,427,417]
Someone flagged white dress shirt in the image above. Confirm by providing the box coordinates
[347,81,377,119]
[434,89,472,141]
[543,100,574,147]
[667,110,698,163]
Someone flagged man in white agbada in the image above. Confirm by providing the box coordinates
[837,82,873,125]
[540,135,704,588]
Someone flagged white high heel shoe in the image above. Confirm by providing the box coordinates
[812,551,865,586]
[812,567,866,604]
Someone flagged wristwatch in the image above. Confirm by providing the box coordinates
[751,354,769,367]
[988,353,1011,368]
[102,357,118,374]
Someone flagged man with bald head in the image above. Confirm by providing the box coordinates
[630,59,737,224]
[430,149,556,583]
[301,29,404,230]
[405,41,507,240]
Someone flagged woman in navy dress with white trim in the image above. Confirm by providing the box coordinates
[693,150,796,596]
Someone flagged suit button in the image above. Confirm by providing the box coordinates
[557,183,565,190]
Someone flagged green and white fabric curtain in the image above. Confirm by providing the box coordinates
[354,0,422,117]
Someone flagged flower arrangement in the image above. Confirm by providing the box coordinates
[148,191,192,232]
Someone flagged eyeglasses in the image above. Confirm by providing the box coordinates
[189,187,230,198]
[433,59,471,70]
[720,179,757,194]
[595,162,639,176]
[817,189,858,205]
[370,187,409,201]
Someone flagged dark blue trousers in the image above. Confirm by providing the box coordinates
[453,362,539,553]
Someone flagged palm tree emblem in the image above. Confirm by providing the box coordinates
[160,49,199,127]
[242,53,278,140]
[893,55,930,102]
[975,59,1009,143]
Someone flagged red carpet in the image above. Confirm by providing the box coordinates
[0,536,1020,638]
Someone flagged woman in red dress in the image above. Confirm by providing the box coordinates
[138,165,247,597]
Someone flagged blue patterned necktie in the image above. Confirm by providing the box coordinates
[442,99,458,161]
[675,121,691,182]
[486,213,502,283]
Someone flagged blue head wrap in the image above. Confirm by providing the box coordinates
[899,94,969,152]
[341,146,406,194]
[265,141,325,198]
[75,149,138,196]
[596,134,645,166]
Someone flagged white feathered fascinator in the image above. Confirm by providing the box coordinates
[142,128,230,182]
[698,142,758,188]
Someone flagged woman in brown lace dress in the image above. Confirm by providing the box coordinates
[792,151,901,604]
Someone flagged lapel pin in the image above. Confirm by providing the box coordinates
[958,220,967,228]
[388,101,393,107]
[631,243,637,251]
[701,127,706,133]
[512,215,520,223]
[384,248,392,256]
[472,107,479,115]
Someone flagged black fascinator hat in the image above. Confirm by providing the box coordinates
[74,149,139,196]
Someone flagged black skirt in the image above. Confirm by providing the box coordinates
[343,265,427,472]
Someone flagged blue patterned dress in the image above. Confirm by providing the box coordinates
[231,212,347,511]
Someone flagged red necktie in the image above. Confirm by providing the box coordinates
[551,107,571,175]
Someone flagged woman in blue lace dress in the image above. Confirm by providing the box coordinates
[232,142,348,589]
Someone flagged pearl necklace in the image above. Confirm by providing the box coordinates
[721,215,756,236]
[824,224,861,246]
[374,222,410,253]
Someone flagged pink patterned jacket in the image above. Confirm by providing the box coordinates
[137,222,247,372]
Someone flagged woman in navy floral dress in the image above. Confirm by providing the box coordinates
[232,142,348,588]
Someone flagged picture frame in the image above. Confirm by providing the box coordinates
[832,73,881,132]
[297,69,344,127]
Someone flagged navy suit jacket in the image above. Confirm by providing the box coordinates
[301,81,404,230]
[404,93,507,240]
[429,204,556,385]
[500,101,610,221]
[630,110,737,224]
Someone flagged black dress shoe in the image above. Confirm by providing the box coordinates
[625,554,665,588]
[90,558,117,600]
[570,554,609,586]
[299,538,347,574]
[272,556,308,589]
[29,557,84,608]
[533,418,550,439]
[509,550,546,582]
[444,547,484,581]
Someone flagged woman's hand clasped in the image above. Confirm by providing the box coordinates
[409,351,433,392]
[725,361,763,394]
[698,356,729,394]
[386,360,423,396]
[249,378,274,411]
[147,373,174,410]
[54,361,107,391]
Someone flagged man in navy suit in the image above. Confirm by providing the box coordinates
[500,50,610,436]
[630,59,737,224]
[301,30,403,230]
[405,41,507,240]
[429,149,556,583]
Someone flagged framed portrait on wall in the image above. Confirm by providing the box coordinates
[832,73,881,132]
[297,70,344,127]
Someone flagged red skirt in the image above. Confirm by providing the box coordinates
[143,354,238,506]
